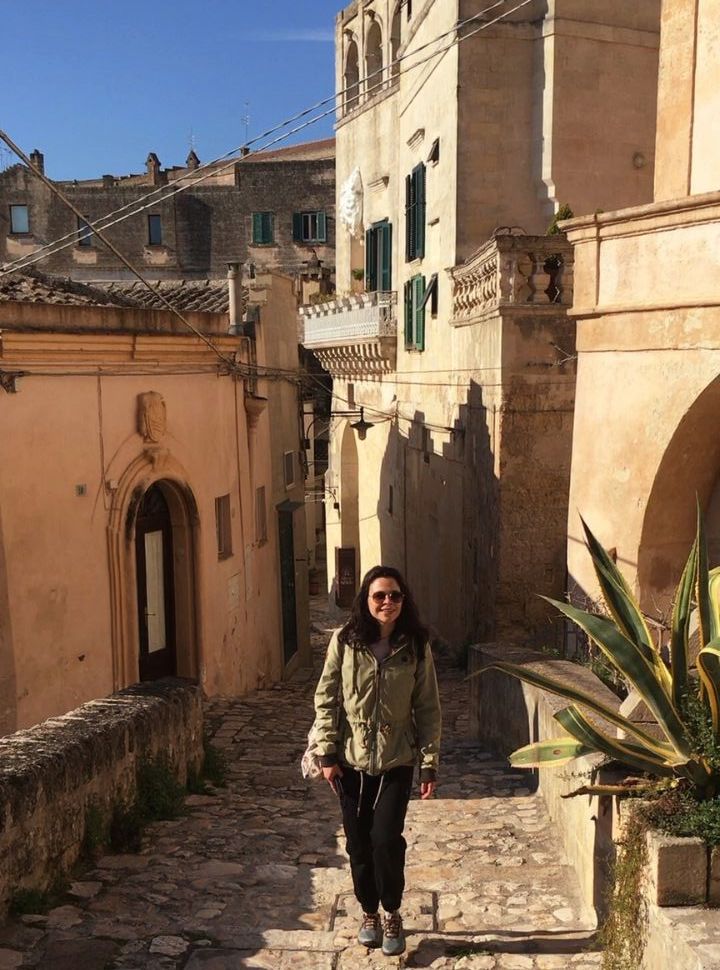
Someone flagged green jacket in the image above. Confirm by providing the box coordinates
[313,629,442,781]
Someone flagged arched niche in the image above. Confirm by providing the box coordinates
[390,4,401,78]
[365,20,384,96]
[345,38,360,111]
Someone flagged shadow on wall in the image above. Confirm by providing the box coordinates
[0,502,17,734]
[175,193,214,275]
[374,380,499,648]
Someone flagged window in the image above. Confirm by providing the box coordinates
[215,494,233,560]
[419,273,438,317]
[404,274,426,351]
[405,163,426,261]
[293,211,327,243]
[77,217,93,247]
[9,204,29,234]
[284,451,296,489]
[365,220,392,292]
[344,40,360,111]
[252,211,274,245]
[147,214,163,246]
[255,486,267,544]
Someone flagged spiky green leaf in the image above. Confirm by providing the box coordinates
[670,538,697,708]
[509,737,593,768]
[696,500,717,650]
[477,660,676,759]
[554,707,677,778]
[581,517,657,660]
[697,641,720,738]
[542,598,691,758]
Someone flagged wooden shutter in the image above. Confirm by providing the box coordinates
[366,227,377,291]
[316,210,327,242]
[404,280,413,348]
[405,173,414,261]
[292,212,303,241]
[414,275,425,350]
[252,212,264,244]
[380,221,392,291]
[264,212,274,244]
[416,164,426,259]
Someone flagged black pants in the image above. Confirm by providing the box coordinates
[338,764,414,914]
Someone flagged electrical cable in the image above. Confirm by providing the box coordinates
[0,0,531,279]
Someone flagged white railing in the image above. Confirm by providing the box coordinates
[300,291,397,347]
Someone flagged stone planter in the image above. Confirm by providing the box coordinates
[645,830,709,906]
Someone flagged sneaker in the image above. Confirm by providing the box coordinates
[382,910,405,956]
[358,911,381,948]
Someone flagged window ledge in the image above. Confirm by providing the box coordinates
[249,242,278,248]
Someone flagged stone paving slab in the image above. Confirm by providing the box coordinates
[0,602,602,968]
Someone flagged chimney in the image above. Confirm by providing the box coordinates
[29,150,44,175]
[146,152,161,185]
[186,149,200,170]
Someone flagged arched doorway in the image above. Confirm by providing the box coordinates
[337,422,361,603]
[135,483,176,680]
[345,40,360,111]
[365,20,383,96]
[390,4,401,78]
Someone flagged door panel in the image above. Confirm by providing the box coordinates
[136,485,176,681]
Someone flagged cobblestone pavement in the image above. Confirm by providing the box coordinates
[0,605,602,969]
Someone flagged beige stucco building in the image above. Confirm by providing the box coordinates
[0,270,309,734]
[563,0,720,624]
[301,0,660,646]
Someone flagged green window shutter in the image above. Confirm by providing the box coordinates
[264,212,274,244]
[380,221,392,291]
[292,212,303,241]
[416,164,426,259]
[252,212,263,244]
[366,227,377,291]
[405,174,413,261]
[316,211,327,242]
[414,275,426,350]
[404,280,413,348]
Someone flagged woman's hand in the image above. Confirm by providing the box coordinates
[322,764,343,793]
[420,780,436,800]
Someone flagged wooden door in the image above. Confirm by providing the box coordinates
[136,484,176,680]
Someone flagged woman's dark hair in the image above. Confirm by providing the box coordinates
[338,565,428,649]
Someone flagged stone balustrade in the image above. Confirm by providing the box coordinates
[299,291,397,378]
[0,679,203,915]
[450,233,574,326]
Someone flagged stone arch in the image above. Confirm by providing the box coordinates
[637,375,720,613]
[340,421,361,586]
[344,38,360,111]
[390,3,401,78]
[108,448,200,689]
[365,19,384,95]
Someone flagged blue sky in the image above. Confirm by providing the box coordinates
[3,0,340,180]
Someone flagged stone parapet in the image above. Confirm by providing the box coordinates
[0,679,202,915]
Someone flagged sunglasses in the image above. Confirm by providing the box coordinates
[370,590,404,603]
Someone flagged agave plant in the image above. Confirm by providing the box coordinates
[481,505,720,798]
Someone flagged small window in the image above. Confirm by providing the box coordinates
[347,383,355,408]
[405,163,426,262]
[215,494,233,560]
[77,217,93,247]
[252,211,274,245]
[293,211,327,243]
[9,204,29,234]
[404,274,426,351]
[148,214,163,246]
[255,486,267,544]
[284,451,296,489]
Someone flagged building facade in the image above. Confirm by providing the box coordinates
[0,139,335,282]
[301,0,661,647]
[0,270,310,734]
[563,0,720,627]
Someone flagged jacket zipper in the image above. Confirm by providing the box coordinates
[368,640,411,775]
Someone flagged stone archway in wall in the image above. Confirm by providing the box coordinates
[340,421,361,595]
[107,449,200,689]
[637,374,720,616]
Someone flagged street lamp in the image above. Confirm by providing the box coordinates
[303,407,375,449]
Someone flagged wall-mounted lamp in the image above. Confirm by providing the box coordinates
[335,406,375,441]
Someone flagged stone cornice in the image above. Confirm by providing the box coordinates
[562,190,720,242]
[0,331,243,365]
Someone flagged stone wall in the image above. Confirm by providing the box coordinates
[0,679,202,914]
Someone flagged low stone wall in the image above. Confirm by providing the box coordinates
[0,679,203,914]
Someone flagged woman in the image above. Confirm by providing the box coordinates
[313,565,441,957]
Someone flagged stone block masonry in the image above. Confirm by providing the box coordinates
[0,678,202,915]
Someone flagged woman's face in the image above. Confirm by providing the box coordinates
[367,576,404,634]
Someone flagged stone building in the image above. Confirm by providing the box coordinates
[301,0,660,647]
[563,0,720,628]
[0,138,335,282]
[0,268,310,734]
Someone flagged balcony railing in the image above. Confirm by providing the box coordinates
[450,234,574,327]
[299,291,397,377]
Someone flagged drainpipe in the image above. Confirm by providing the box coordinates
[227,261,242,335]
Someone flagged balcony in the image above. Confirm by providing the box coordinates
[449,233,574,327]
[299,291,397,378]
